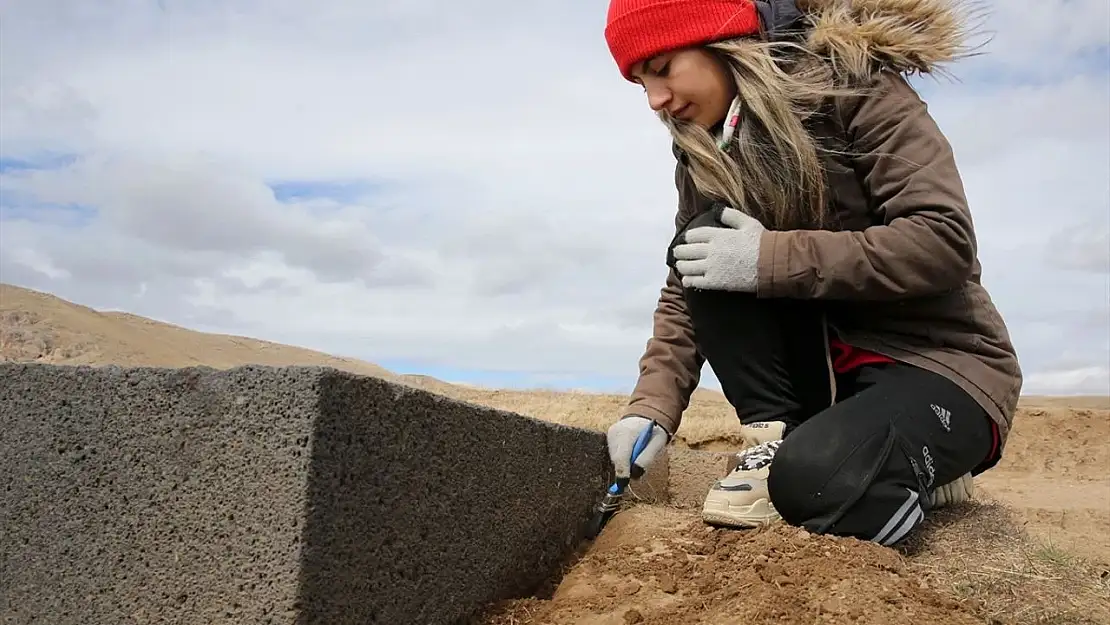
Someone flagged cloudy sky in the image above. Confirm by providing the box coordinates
[1,0,1107,397]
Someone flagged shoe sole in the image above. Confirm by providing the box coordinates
[701,495,781,528]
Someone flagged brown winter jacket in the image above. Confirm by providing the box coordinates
[622,2,1024,451]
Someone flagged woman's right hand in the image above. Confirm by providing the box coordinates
[606,415,671,480]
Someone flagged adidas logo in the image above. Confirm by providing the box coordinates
[931,403,951,432]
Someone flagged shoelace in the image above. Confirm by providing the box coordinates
[733,439,782,472]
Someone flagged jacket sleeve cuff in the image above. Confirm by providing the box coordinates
[622,403,679,438]
[756,230,789,298]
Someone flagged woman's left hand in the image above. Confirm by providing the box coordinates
[673,207,765,292]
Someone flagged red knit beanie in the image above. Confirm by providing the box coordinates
[604,0,761,80]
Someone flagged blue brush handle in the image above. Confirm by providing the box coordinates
[630,420,655,463]
[607,420,656,495]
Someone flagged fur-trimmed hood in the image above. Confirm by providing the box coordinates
[792,0,984,79]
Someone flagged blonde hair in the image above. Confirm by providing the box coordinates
[659,36,865,231]
[657,0,985,230]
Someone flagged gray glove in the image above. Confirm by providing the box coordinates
[606,415,670,480]
[672,207,765,292]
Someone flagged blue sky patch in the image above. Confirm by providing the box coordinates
[0,153,79,173]
[268,178,387,204]
[0,195,98,228]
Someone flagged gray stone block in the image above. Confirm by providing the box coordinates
[0,364,613,625]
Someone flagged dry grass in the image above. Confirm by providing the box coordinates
[899,497,1110,625]
[411,382,747,446]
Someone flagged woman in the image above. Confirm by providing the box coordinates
[602,0,1023,546]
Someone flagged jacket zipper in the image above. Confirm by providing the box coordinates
[821,312,837,407]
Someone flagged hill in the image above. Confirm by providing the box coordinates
[0,283,397,380]
[0,283,746,448]
[3,282,1108,624]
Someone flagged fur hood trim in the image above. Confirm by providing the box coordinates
[795,0,987,79]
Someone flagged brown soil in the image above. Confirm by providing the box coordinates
[473,379,1110,624]
[479,496,1110,625]
[4,282,1109,625]
[978,403,1110,564]
[482,507,989,625]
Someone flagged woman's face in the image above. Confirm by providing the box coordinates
[629,47,736,129]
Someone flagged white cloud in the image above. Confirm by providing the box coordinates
[1024,366,1110,396]
[1047,223,1110,273]
[1,0,1108,403]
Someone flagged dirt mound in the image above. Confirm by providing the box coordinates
[479,500,1110,625]
[481,506,983,625]
[477,400,1110,625]
[992,405,1109,481]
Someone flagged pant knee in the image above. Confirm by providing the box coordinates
[768,423,928,545]
[667,207,726,272]
[767,425,893,532]
[766,436,842,528]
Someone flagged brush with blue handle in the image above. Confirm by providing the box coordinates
[585,418,657,539]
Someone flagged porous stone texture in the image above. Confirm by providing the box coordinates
[0,364,612,625]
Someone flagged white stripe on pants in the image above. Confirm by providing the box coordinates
[870,487,924,546]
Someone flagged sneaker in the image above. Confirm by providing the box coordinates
[702,421,786,528]
[931,472,974,507]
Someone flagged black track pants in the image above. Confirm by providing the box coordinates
[669,210,996,545]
